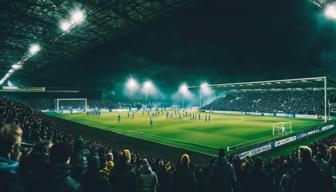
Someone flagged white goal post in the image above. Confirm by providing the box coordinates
[272,122,292,136]
[55,98,88,112]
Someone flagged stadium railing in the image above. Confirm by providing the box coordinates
[227,121,336,158]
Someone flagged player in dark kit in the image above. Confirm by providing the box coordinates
[117,113,121,127]
[150,117,153,128]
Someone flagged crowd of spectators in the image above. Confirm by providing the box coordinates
[14,99,128,110]
[0,97,336,192]
[203,90,325,115]
[12,98,170,111]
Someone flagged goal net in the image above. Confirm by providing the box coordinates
[272,122,292,136]
[55,98,87,113]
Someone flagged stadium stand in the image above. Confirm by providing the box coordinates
[203,90,324,115]
[8,98,167,111]
[0,97,336,192]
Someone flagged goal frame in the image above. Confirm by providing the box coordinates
[55,98,88,112]
[272,122,292,136]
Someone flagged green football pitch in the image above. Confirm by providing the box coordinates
[49,111,323,155]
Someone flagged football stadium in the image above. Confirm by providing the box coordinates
[1,0,336,192]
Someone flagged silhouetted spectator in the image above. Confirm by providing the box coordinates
[71,138,90,182]
[82,152,111,192]
[157,160,173,192]
[314,151,334,192]
[328,146,336,190]
[279,159,294,192]
[138,158,158,192]
[20,141,52,192]
[100,152,114,177]
[292,146,323,192]
[243,157,274,192]
[0,124,23,192]
[41,142,81,192]
[173,153,197,192]
[110,149,137,192]
[207,148,236,192]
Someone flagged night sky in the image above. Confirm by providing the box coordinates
[24,0,336,98]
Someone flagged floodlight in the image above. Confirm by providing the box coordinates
[200,82,212,96]
[29,44,41,55]
[179,83,188,94]
[142,80,156,104]
[60,20,71,32]
[59,9,85,32]
[12,64,22,70]
[70,9,85,24]
[324,3,336,20]
[126,77,139,93]
[200,82,209,90]
[143,81,154,92]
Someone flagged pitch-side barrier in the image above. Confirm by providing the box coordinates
[234,122,335,159]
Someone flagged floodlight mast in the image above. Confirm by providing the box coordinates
[143,81,153,106]
[199,89,202,108]
[324,76,327,122]
[179,83,188,109]
[183,96,185,109]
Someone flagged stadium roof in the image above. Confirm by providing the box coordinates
[0,0,202,82]
[310,0,335,8]
[189,76,336,91]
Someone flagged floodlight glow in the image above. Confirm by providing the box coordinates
[70,9,85,24]
[12,64,22,70]
[29,44,41,55]
[200,82,209,90]
[324,3,336,20]
[142,80,158,98]
[143,81,154,92]
[60,9,85,32]
[60,20,71,32]
[200,82,212,95]
[126,78,139,93]
[179,83,189,95]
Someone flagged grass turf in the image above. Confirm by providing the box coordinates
[49,111,323,155]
